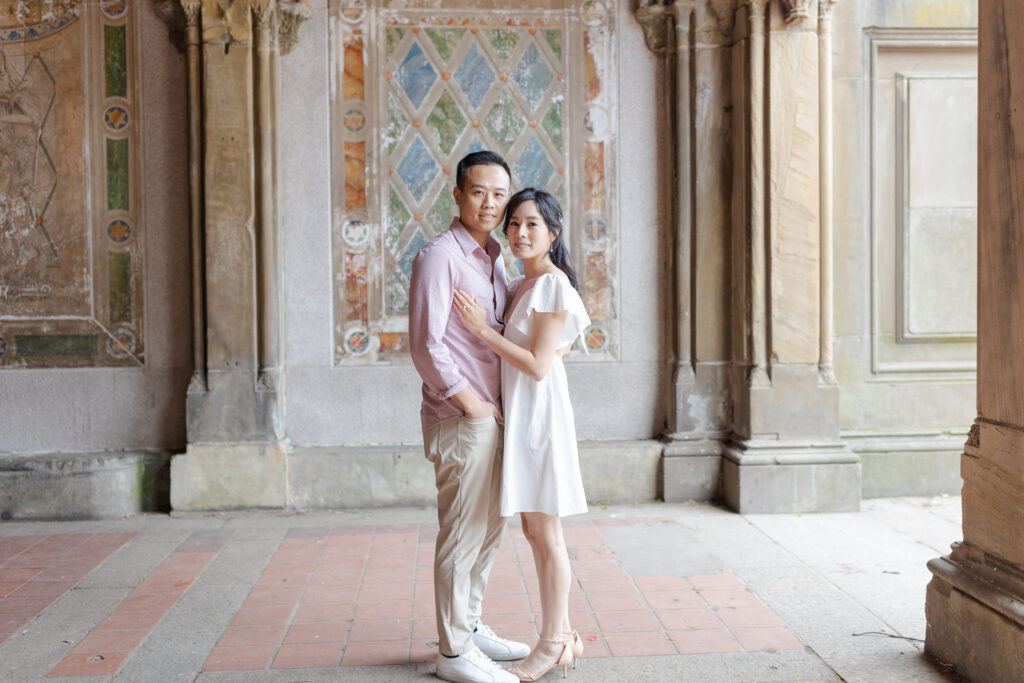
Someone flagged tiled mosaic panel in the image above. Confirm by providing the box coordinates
[385,21,567,319]
[0,0,142,368]
[332,1,617,363]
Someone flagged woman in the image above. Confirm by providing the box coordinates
[453,188,589,681]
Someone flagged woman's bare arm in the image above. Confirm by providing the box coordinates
[453,289,566,381]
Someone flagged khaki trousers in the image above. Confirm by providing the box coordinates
[423,415,506,656]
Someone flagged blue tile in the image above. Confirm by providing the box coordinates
[513,136,555,189]
[454,43,495,109]
[395,42,438,109]
[397,136,439,203]
[512,43,553,111]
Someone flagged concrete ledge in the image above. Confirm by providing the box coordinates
[170,443,287,511]
[661,439,723,503]
[289,445,435,509]
[845,432,964,498]
[579,440,662,503]
[0,452,171,520]
[722,441,860,513]
[168,440,663,512]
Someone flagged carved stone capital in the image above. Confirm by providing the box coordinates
[818,0,837,19]
[748,0,768,21]
[249,0,275,27]
[635,1,673,54]
[201,0,252,46]
[181,0,201,22]
[276,0,311,56]
[781,0,812,23]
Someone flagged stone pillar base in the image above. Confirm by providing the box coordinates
[722,440,860,513]
[170,443,287,511]
[926,544,1024,682]
[662,439,723,503]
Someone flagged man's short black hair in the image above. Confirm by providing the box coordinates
[455,150,511,190]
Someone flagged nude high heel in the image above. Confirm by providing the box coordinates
[508,637,573,681]
[564,630,583,669]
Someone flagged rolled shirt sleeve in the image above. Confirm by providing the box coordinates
[409,246,469,400]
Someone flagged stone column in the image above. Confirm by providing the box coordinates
[723,0,857,513]
[924,2,1024,680]
[167,0,308,511]
[635,1,733,503]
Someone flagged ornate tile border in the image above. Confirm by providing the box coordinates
[0,0,143,368]
[330,0,617,364]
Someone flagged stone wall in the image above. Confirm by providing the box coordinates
[281,0,666,448]
[0,3,191,455]
[831,0,977,496]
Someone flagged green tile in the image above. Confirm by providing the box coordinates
[487,29,520,62]
[15,335,99,358]
[426,90,467,155]
[386,184,411,254]
[109,252,131,323]
[483,89,525,153]
[106,138,129,211]
[386,27,406,57]
[544,29,562,61]
[542,99,563,151]
[426,28,465,62]
[104,24,127,98]
[386,93,408,155]
[426,187,454,235]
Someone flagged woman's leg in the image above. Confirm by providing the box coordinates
[515,511,573,675]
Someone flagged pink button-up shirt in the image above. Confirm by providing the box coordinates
[409,218,508,432]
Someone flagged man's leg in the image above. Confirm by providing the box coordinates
[467,425,505,626]
[430,416,501,656]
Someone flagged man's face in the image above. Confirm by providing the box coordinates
[453,164,511,237]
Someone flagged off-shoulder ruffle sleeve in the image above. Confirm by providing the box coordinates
[509,273,591,351]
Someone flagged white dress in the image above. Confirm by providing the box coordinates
[500,273,591,518]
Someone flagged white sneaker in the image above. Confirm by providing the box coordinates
[473,623,531,661]
[435,646,519,683]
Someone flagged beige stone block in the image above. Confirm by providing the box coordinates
[962,452,1024,568]
[905,208,976,338]
[978,0,1024,428]
[694,44,733,362]
[907,77,977,208]
[201,45,256,370]
[768,30,821,363]
[288,446,435,508]
[579,440,662,503]
[170,444,287,510]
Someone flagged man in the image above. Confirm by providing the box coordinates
[409,151,530,683]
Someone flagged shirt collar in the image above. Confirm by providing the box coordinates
[451,217,502,262]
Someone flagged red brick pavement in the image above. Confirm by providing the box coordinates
[200,519,803,671]
[0,532,136,645]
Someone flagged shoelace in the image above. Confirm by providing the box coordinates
[476,624,514,647]
[464,646,507,673]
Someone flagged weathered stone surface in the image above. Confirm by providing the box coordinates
[925,2,1024,678]
[170,443,286,510]
[0,452,170,520]
[744,364,840,440]
[579,440,663,503]
[927,544,1024,683]
[662,439,722,503]
[722,456,860,514]
[289,446,436,509]
[854,438,963,498]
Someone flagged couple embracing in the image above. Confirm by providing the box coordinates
[409,150,590,683]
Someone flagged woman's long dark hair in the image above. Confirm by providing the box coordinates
[503,188,579,292]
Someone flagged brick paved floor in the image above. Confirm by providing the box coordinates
[12,518,805,677]
[0,533,135,646]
